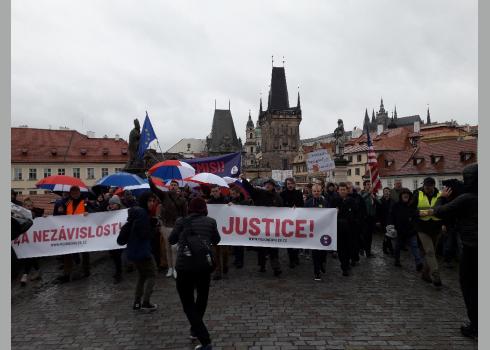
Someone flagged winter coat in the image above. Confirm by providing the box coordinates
[305,196,333,209]
[149,178,187,227]
[241,179,283,207]
[336,197,357,237]
[360,191,377,217]
[389,201,418,238]
[208,196,229,204]
[433,164,477,247]
[169,213,221,272]
[377,197,394,228]
[125,206,155,262]
[280,189,304,208]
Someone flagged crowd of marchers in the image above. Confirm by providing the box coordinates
[11,163,478,348]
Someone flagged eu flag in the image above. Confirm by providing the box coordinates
[137,111,157,158]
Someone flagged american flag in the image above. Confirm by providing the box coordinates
[366,129,382,193]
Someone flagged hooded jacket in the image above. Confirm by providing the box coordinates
[388,189,418,238]
[149,178,187,227]
[434,163,478,247]
[125,192,157,262]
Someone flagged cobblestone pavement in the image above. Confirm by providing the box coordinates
[12,234,477,350]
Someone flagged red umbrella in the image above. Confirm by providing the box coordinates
[36,175,88,192]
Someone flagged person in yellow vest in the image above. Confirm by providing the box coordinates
[55,186,90,284]
[410,177,444,288]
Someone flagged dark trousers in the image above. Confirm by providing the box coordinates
[109,249,122,276]
[176,270,212,346]
[337,231,351,272]
[134,257,156,304]
[312,250,326,274]
[287,248,300,264]
[233,246,244,266]
[350,229,361,262]
[362,216,376,255]
[257,247,281,271]
[151,232,161,268]
[23,257,40,274]
[460,245,477,328]
[63,253,90,276]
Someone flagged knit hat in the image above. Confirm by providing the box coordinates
[109,195,121,206]
[188,197,208,216]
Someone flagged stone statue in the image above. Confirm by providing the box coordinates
[126,118,141,168]
[334,118,346,159]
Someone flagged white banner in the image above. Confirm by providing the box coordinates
[207,204,337,250]
[306,149,336,173]
[11,209,129,259]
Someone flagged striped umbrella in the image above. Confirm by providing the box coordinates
[95,172,145,188]
[36,175,89,192]
[148,160,196,182]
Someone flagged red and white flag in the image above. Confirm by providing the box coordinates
[366,131,382,193]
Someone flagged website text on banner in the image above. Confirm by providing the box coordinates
[11,209,129,259]
[207,204,337,250]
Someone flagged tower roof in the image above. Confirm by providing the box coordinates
[208,109,241,153]
[268,67,290,111]
[246,111,254,129]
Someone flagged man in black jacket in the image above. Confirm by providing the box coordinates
[336,183,357,276]
[346,182,366,265]
[433,164,478,339]
[207,185,229,280]
[280,177,304,268]
[240,175,284,276]
[169,197,221,349]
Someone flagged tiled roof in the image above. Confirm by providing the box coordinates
[16,193,60,216]
[379,138,477,177]
[12,128,129,164]
[345,127,410,153]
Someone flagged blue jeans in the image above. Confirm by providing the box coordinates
[393,235,423,266]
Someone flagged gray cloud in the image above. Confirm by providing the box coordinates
[11,0,477,150]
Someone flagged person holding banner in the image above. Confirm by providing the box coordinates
[227,184,253,269]
[208,185,230,280]
[55,186,91,284]
[346,182,366,265]
[107,195,125,284]
[305,184,334,281]
[240,175,284,277]
[280,177,304,269]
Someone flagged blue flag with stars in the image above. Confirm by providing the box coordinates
[137,112,157,158]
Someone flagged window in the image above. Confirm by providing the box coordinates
[387,179,393,188]
[347,169,352,176]
[348,156,352,162]
[250,147,254,153]
[29,190,37,195]
[73,168,80,178]
[101,168,109,177]
[355,181,360,186]
[58,168,65,176]
[355,168,360,176]
[87,168,95,179]
[115,168,123,173]
[250,133,253,139]
[43,168,51,178]
[413,179,419,190]
[357,155,362,162]
[14,168,22,181]
[29,168,37,181]
[282,159,288,170]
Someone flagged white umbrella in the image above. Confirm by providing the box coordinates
[185,173,229,188]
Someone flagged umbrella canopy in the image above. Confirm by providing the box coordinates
[222,176,240,184]
[185,172,229,188]
[95,172,145,188]
[36,175,88,192]
[148,160,195,182]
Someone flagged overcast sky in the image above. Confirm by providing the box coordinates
[12,0,478,150]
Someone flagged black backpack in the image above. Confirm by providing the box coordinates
[177,216,216,273]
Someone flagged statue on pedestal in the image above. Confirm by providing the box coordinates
[334,118,346,159]
[125,118,142,169]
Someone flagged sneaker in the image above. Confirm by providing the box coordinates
[166,268,173,278]
[189,329,198,341]
[342,270,349,277]
[172,269,177,279]
[141,302,158,312]
[133,302,141,311]
[320,263,326,273]
[20,274,28,287]
[314,273,321,281]
[394,260,402,267]
[421,273,432,283]
[416,263,424,272]
[195,344,213,350]
[273,269,282,277]
[54,275,70,284]
[460,323,478,339]
[432,274,442,288]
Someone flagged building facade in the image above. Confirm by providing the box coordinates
[11,127,128,195]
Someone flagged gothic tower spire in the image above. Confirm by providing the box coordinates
[427,105,431,124]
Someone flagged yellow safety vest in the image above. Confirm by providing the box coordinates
[417,191,441,221]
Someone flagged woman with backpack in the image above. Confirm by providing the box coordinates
[169,197,221,350]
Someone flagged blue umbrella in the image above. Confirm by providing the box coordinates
[95,172,145,188]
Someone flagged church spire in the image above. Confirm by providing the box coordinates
[259,96,263,113]
[228,99,231,111]
[427,105,431,124]
[297,89,301,109]
[371,109,375,123]
[363,108,370,133]
[394,105,398,119]
[379,97,385,113]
